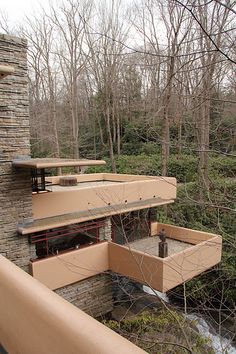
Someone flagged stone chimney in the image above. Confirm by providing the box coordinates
[0,34,35,271]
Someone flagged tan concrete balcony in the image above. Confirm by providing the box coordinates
[18,173,176,234]
[111,223,222,292]
[30,223,222,292]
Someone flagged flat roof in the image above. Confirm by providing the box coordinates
[12,158,106,169]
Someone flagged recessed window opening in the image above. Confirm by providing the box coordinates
[112,209,152,244]
[30,220,106,259]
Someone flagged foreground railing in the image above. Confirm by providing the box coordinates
[0,255,145,354]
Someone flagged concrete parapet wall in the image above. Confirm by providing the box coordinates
[0,255,146,354]
[31,242,109,289]
[32,176,177,219]
[31,228,222,293]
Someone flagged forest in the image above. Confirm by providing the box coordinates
[1,0,235,352]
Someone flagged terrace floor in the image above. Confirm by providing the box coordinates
[47,180,121,192]
[126,236,193,257]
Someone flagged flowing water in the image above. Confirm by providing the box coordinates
[186,313,236,354]
[143,286,236,354]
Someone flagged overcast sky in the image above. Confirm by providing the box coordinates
[0,0,50,25]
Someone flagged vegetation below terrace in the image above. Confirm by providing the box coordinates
[103,309,214,354]
[100,281,216,354]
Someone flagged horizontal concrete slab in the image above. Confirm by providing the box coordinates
[0,65,15,79]
[12,158,106,169]
[30,242,109,290]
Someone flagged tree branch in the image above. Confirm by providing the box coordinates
[172,0,236,64]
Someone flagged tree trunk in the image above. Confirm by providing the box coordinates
[161,55,174,176]
[106,105,116,172]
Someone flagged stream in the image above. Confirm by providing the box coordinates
[143,286,236,354]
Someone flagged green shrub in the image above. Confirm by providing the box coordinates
[87,154,236,184]
[167,155,197,183]
[140,142,160,155]
[103,310,214,353]
[116,155,160,175]
[210,156,236,178]
[115,154,198,182]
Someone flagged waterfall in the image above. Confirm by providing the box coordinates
[143,285,169,303]
[186,314,236,354]
[143,286,236,354]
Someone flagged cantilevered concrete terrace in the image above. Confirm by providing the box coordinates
[31,223,222,293]
[17,172,177,234]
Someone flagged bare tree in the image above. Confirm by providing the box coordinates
[49,0,93,160]
[188,0,234,192]
[21,15,61,160]
[85,0,130,171]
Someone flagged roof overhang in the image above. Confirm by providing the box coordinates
[0,65,15,79]
[12,158,106,169]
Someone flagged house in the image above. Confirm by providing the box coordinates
[0,33,222,354]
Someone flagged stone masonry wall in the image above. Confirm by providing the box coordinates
[55,273,113,318]
[99,217,112,241]
[0,34,36,271]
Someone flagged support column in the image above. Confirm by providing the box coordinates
[99,218,112,241]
